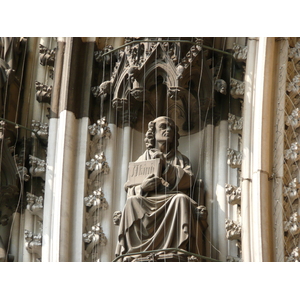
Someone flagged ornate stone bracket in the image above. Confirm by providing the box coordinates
[31,120,49,140]
[225,184,241,205]
[35,81,52,104]
[227,148,242,169]
[84,187,108,216]
[26,192,43,219]
[29,155,46,180]
[24,230,42,257]
[39,44,56,67]
[230,78,245,100]
[83,223,107,259]
[228,113,243,134]
[225,219,241,240]
[232,43,248,62]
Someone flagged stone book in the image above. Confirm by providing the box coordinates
[127,158,162,187]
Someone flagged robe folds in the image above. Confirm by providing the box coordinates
[115,149,204,260]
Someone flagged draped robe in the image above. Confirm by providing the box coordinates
[115,148,204,260]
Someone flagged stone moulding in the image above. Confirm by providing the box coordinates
[84,187,108,215]
[230,78,245,100]
[83,223,107,259]
[225,219,241,240]
[228,113,243,134]
[35,81,52,104]
[26,192,43,219]
[227,148,242,169]
[29,155,46,180]
[24,230,42,257]
[225,184,241,205]
[86,152,110,185]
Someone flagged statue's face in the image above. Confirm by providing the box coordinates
[155,117,175,144]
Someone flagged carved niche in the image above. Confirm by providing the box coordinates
[94,38,216,135]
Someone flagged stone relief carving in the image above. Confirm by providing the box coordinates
[39,44,56,67]
[225,184,241,205]
[228,113,243,134]
[26,192,43,219]
[230,78,245,100]
[232,43,248,62]
[227,148,242,169]
[225,219,241,240]
[286,247,300,262]
[84,187,108,216]
[29,155,46,180]
[24,230,42,257]
[35,81,52,104]
[83,223,107,259]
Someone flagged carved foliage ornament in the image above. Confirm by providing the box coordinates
[29,155,46,180]
[83,223,107,258]
[230,78,245,100]
[24,230,42,256]
[31,120,49,140]
[225,184,241,205]
[232,43,248,62]
[84,187,108,215]
[225,219,241,240]
[228,113,243,134]
[39,44,56,67]
[35,81,52,104]
[227,148,242,169]
[26,192,43,219]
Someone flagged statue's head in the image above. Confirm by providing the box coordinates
[144,116,180,150]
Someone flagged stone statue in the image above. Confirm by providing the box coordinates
[115,116,207,261]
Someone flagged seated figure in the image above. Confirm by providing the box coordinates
[115,116,207,261]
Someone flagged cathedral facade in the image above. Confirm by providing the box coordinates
[0,37,298,262]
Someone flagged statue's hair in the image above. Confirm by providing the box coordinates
[144,116,180,150]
